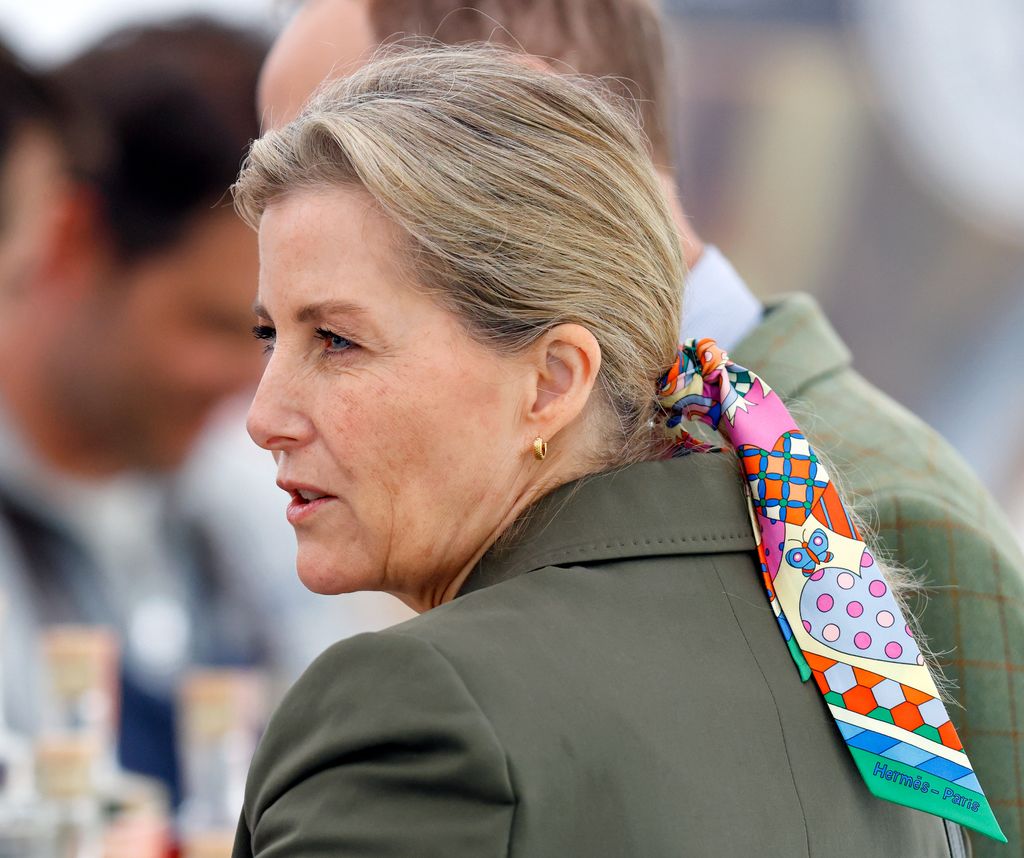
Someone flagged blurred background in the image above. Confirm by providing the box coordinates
[0,0,1021,854]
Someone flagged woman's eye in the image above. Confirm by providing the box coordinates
[314,327,355,354]
[252,324,276,353]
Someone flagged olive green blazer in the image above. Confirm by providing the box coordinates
[732,294,1024,856]
[234,453,962,857]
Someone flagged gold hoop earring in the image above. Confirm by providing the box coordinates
[532,437,547,461]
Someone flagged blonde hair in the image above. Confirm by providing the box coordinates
[234,44,683,465]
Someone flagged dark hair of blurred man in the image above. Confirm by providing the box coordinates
[0,19,268,804]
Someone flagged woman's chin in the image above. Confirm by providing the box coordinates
[295,548,379,596]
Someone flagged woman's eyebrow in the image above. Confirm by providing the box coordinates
[249,300,368,324]
[294,300,368,324]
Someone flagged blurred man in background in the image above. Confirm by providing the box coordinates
[259,1,1024,852]
[0,19,269,803]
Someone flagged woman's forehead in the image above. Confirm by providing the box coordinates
[260,186,386,248]
[256,189,409,310]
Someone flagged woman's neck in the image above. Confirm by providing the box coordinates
[394,453,593,613]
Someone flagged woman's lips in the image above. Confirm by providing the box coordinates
[286,493,337,525]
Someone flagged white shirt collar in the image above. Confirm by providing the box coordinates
[679,245,763,350]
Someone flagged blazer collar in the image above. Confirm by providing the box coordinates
[460,452,757,597]
[729,293,851,401]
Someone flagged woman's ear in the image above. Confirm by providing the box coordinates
[525,323,602,439]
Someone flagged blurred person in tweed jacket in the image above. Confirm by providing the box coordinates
[257,1,1024,852]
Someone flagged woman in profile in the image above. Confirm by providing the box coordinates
[231,46,988,857]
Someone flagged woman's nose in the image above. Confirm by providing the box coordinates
[246,355,313,451]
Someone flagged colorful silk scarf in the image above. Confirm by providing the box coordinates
[656,338,1005,843]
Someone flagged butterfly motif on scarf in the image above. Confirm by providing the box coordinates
[785,529,833,575]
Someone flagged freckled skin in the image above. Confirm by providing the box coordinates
[247,188,539,609]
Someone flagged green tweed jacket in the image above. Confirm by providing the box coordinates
[732,293,1024,855]
[234,453,964,857]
